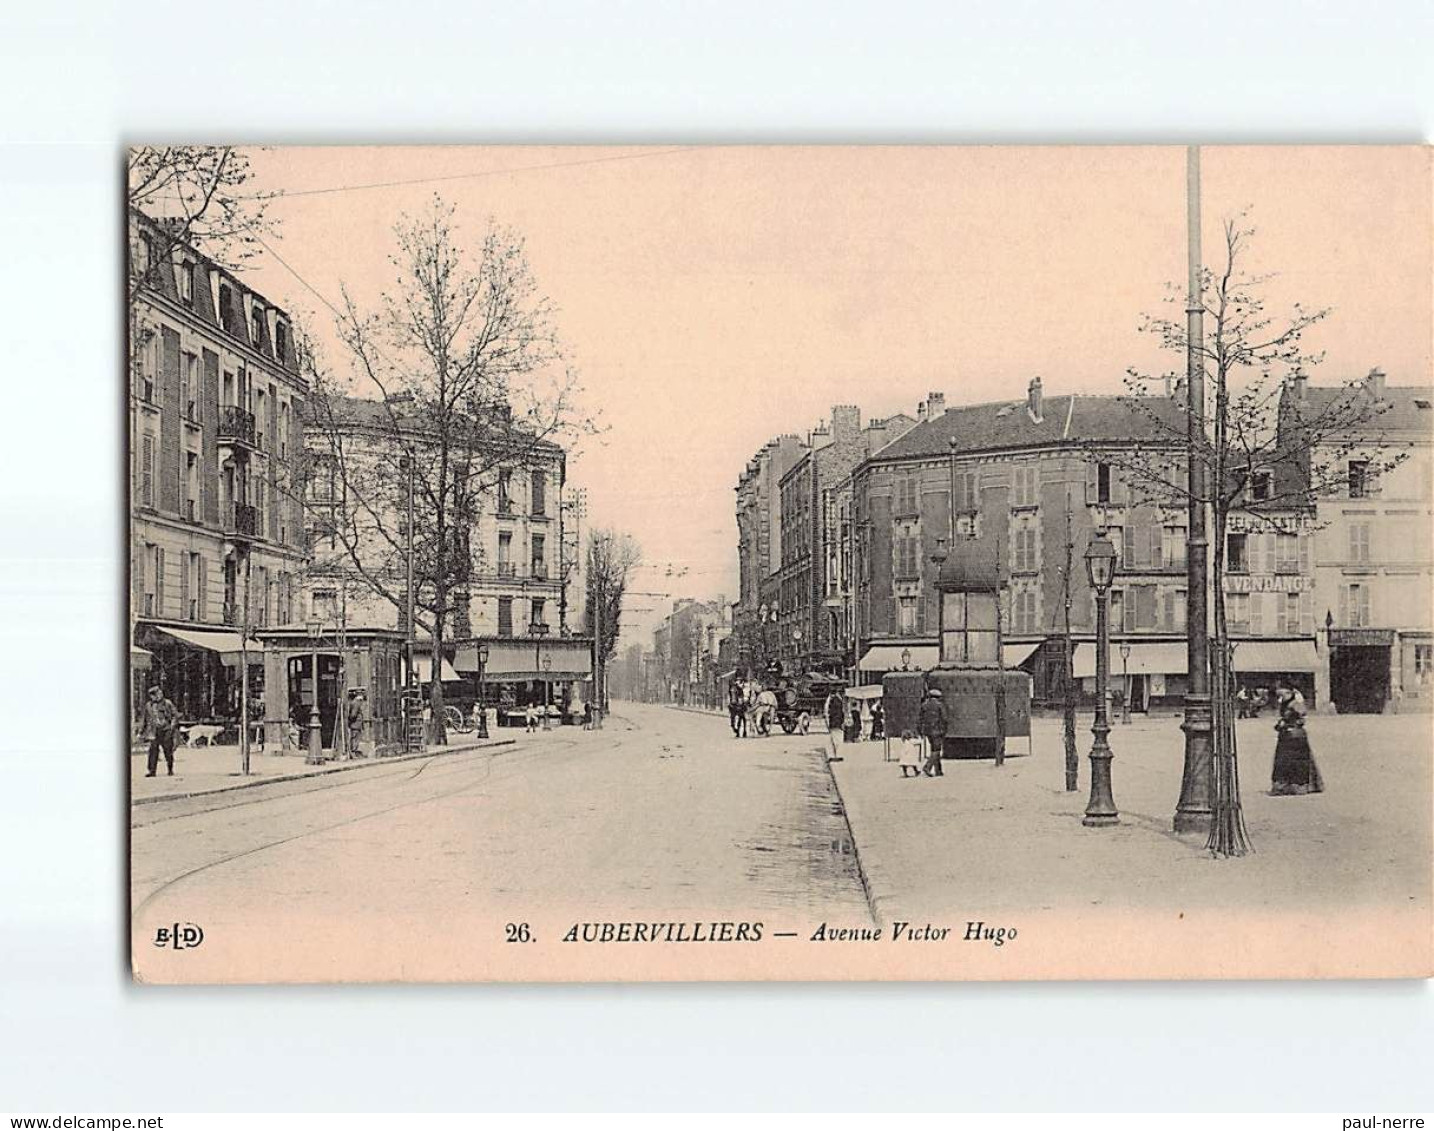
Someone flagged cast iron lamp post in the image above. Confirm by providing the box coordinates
[1119,641,1132,725]
[1083,530,1119,827]
[305,618,324,765]
[476,643,490,739]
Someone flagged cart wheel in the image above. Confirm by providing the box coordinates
[797,711,811,735]
[780,717,796,735]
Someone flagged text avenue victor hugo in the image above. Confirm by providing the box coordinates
[556,921,1017,945]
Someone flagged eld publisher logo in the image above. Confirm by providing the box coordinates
[152,922,204,950]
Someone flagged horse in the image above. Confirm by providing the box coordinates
[749,689,778,736]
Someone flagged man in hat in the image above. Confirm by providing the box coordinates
[918,687,945,777]
[143,684,179,777]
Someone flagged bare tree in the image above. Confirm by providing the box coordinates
[585,529,642,713]
[1106,214,1407,856]
[306,196,594,744]
[127,146,275,299]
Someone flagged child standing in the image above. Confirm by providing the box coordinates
[898,730,923,778]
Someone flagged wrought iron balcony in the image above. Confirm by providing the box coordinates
[226,503,259,540]
[218,405,257,448]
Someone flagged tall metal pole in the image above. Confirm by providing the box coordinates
[405,454,416,691]
[593,573,603,728]
[1062,489,1078,791]
[239,548,251,775]
[1176,145,1214,834]
[1084,581,1118,826]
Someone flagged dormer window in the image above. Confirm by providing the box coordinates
[275,321,289,363]
[134,235,152,281]
[218,283,236,332]
[251,307,265,347]
[1250,469,1273,502]
[178,261,194,305]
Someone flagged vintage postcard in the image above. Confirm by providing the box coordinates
[127,145,1432,983]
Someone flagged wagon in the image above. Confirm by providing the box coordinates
[762,672,847,735]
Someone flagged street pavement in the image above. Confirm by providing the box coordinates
[831,710,1433,925]
[131,702,869,979]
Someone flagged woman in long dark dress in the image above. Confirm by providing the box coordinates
[1270,680,1324,795]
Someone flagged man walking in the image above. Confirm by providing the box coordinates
[345,689,366,759]
[143,684,179,777]
[918,687,945,777]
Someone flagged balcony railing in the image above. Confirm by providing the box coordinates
[218,405,257,447]
[226,503,259,539]
[222,602,239,626]
[531,561,548,580]
[496,562,517,577]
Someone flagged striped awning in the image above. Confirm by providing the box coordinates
[859,644,937,673]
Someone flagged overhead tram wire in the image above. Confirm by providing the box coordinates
[248,147,699,203]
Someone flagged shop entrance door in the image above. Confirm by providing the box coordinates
[1330,645,1390,714]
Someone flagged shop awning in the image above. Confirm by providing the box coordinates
[846,684,885,700]
[152,626,256,668]
[858,644,937,673]
[455,639,593,681]
[413,655,462,683]
[1232,640,1318,673]
[860,642,1040,673]
[1003,642,1042,668]
[1073,641,1187,679]
[130,645,152,669]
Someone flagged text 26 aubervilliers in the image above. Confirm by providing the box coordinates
[558,921,1017,945]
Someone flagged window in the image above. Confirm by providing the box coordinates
[140,434,155,507]
[1277,591,1301,635]
[1227,532,1248,574]
[142,543,157,616]
[180,352,197,421]
[1227,592,1251,635]
[498,531,512,575]
[219,284,236,331]
[894,475,919,517]
[894,530,920,579]
[185,452,198,521]
[1343,583,1371,628]
[940,590,999,665]
[1163,525,1187,571]
[279,403,289,459]
[497,469,513,513]
[1348,460,1370,499]
[134,235,152,280]
[179,261,194,305]
[955,469,980,513]
[1012,586,1039,634]
[531,534,546,579]
[1012,519,1037,572]
[1348,521,1371,563]
[311,589,337,622]
[1250,469,1273,502]
[530,597,547,630]
[531,470,546,517]
[1097,463,1112,505]
[1122,584,1157,632]
[154,546,165,618]
[497,597,513,637]
[1276,533,1301,574]
[275,321,289,363]
[1415,644,1433,684]
[252,306,265,347]
[1012,465,1039,508]
[898,596,918,635]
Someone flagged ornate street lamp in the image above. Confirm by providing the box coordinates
[1082,530,1119,826]
[1119,640,1132,725]
[305,618,324,765]
[475,643,490,739]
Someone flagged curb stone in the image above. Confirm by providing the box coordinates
[131,738,517,806]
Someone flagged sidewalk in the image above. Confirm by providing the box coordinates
[129,728,527,803]
[829,712,1432,927]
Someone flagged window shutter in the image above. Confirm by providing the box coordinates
[1122,591,1134,633]
[1163,590,1175,630]
[1085,461,1098,505]
[885,596,896,634]
[1299,533,1310,574]
[1112,467,1127,505]
[1300,591,1312,636]
[133,542,145,614]
[1123,524,1136,568]
[180,557,190,622]
[1150,524,1162,569]
[916,593,927,634]
[1338,585,1349,628]
[155,547,165,617]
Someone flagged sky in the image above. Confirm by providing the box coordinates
[234,145,1431,641]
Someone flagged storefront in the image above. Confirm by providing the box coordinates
[1328,627,1395,714]
[1072,640,1188,712]
[1231,638,1319,708]
[454,635,594,727]
[255,626,406,754]
[132,622,263,736]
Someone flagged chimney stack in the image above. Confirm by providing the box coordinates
[1027,376,1044,422]
[917,401,927,422]
[1366,367,1387,399]
[926,391,946,419]
[1291,371,1308,403]
[831,404,861,444]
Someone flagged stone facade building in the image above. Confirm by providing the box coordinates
[129,210,309,728]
